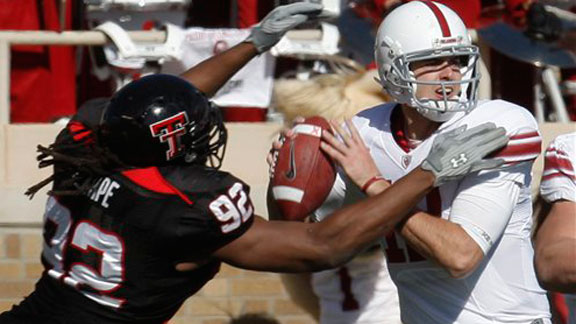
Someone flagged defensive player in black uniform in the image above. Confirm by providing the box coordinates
[0,3,510,324]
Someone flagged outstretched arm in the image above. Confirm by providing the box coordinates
[179,42,258,97]
[216,166,435,272]
[214,122,508,272]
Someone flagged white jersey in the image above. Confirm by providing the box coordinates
[311,249,402,324]
[161,27,275,108]
[539,132,576,324]
[540,132,576,203]
[316,99,550,324]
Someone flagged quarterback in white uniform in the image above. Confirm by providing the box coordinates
[535,132,576,324]
[315,1,550,323]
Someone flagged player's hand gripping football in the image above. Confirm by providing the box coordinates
[247,2,326,53]
[320,120,383,190]
[421,122,509,187]
[267,117,305,178]
[267,118,383,191]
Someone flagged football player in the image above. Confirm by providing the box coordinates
[535,132,576,323]
[284,1,551,323]
[0,3,509,324]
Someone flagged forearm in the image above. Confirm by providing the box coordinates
[400,174,522,278]
[534,201,576,293]
[311,167,435,267]
[399,212,483,278]
[364,178,391,197]
[179,42,258,97]
[535,238,576,293]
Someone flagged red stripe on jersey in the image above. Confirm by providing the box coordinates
[542,172,576,182]
[510,131,540,140]
[420,1,451,37]
[543,149,575,182]
[544,148,574,174]
[493,141,541,158]
[490,132,541,163]
[384,232,407,262]
[337,267,360,311]
[406,187,442,262]
[122,167,193,205]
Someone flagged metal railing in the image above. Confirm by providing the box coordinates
[0,29,331,125]
[0,29,167,124]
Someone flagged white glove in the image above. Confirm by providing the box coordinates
[246,2,324,53]
[421,122,509,187]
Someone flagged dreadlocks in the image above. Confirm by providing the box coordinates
[26,121,128,199]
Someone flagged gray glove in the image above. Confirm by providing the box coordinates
[246,2,324,53]
[421,122,509,187]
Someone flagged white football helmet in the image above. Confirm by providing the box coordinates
[374,1,480,122]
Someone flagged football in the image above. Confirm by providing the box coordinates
[271,116,336,221]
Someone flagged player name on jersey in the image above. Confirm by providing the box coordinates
[87,177,121,208]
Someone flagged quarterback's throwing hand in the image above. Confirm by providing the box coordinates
[321,119,382,189]
[421,122,509,186]
[247,3,324,53]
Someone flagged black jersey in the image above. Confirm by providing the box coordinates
[13,165,254,324]
[2,104,255,323]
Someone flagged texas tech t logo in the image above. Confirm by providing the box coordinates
[149,112,189,161]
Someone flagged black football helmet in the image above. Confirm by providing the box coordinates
[99,74,227,168]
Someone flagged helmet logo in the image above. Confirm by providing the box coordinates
[434,36,463,47]
[149,111,190,161]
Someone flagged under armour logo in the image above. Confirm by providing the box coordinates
[450,153,468,168]
[149,111,189,161]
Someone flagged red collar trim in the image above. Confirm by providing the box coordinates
[391,106,413,153]
[122,167,193,205]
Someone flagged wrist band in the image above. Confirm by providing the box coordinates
[361,175,387,193]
